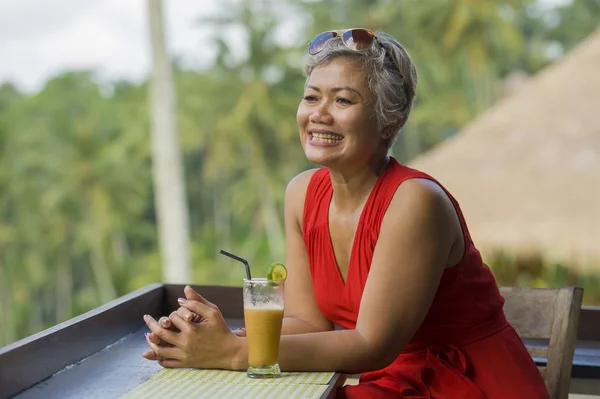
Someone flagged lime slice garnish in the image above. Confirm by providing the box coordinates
[267,262,287,281]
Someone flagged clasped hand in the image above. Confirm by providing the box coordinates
[142,285,245,369]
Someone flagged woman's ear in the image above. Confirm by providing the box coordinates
[381,118,404,140]
[381,125,398,140]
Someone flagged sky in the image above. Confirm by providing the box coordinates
[0,0,572,94]
[0,0,220,92]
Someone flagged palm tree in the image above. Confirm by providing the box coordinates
[147,0,192,283]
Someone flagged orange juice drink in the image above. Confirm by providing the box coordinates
[244,305,284,367]
[243,278,284,378]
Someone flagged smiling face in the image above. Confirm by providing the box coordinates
[297,57,386,170]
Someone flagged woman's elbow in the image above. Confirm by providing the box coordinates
[364,348,399,371]
[355,334,404,372]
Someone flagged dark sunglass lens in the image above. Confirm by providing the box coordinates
[342,29,375,51]
[308,32,337,55]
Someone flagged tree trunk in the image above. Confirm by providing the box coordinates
[146,0,192,283]
[214,170,232,267]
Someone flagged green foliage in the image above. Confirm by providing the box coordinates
[0,0,598,346]
[487,252,600,306]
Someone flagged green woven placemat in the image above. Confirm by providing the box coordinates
[152,369,334,385]
[121,369,335,399]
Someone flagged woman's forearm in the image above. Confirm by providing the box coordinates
[280,329,381,373]
[231,329,385,374]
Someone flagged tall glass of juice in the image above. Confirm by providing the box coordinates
[243,278,284,378]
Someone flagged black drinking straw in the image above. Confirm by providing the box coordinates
[219,250,252,280]
[220,249,255,306]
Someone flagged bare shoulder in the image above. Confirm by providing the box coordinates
[284,168,321,227]
[389,177,455,218]
[286,168,320,197]
[384,177,462,254]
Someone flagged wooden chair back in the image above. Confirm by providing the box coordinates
[500,286,583,399]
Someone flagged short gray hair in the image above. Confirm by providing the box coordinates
[303,31,417,147]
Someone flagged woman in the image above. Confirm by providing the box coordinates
[142,29,549,398]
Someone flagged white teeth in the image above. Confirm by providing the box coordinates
[315,139,335,143]
[311,132,343,142]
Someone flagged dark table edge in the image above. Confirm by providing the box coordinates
[0,283,165,399]
[322,373,347,399]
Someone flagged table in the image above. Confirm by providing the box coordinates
[0,284,344,399]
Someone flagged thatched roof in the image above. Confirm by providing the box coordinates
[408,29,600,272]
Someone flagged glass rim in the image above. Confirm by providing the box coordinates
[243,278,283,284]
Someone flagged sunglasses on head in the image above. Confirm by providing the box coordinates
[308,28,384,55]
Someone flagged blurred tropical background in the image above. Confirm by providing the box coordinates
[0,0,599,347]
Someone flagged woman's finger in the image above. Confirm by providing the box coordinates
[159,316,172,329]
[232,328,246,337]
[147,332,160,345]
[143,348,179,364]
[183,285,220,312]
[178,299,219,321]
[169,312,193,333]
[142,350,158,360]
[144,314,179,345]
[175,306,197,323]
[158,358,183,368]
[145,314,179,349]
[145,333,182,360]
[147,332,174,347]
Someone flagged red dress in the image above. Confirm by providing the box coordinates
[303,157,549,398]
